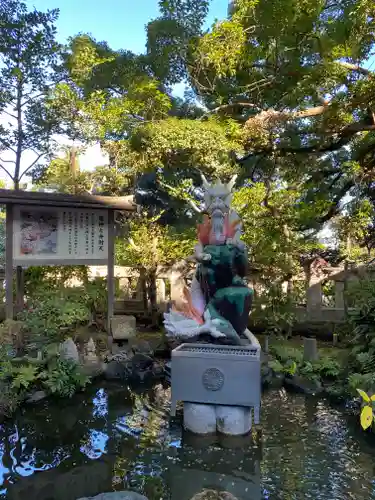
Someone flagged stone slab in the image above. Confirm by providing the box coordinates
[111,315,136,340]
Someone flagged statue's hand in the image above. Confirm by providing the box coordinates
[202,253,212,261]
[226,238,234,245]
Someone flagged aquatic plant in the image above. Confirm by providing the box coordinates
[356,389,375,430]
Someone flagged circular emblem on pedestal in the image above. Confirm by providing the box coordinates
[202,368,224,391]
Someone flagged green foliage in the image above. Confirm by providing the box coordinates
[269,344,303,364]
[19,289,90,345]
[24,265,90,292]
[345,278,375,388]
[333,199,375,261]
[11,365,39,390]
[185,0,375,235]
[315,357,341,379]
[0,344,13,382]
[0,383,22,418]
[0,0,62,188]
[124,117,242,176]
[355,389,375,430]
[251,287,297,335]
[0,329,90,417]
[39,358,89,398]
[117,215,196,270]
[269,358,297,376]
[49,33,171,145]
[147,0,210,84]
[348,373,375,394]
[269,342,342,384]
[18,279,107,348]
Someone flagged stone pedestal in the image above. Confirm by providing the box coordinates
[111,315,136,340]
[183,403,252,436]
[183,403,217,435]
[171,343,261,430]
[303,337,319,362]
[216,405,252,435]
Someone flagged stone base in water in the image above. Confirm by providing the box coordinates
[183,403,252,436]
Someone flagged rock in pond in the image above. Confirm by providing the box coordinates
[25,390,48,404]
[261,364,273,387]
[104,351,164,383]
[77,492,148,500]
[284,374,323,395]
[128,338,154,356]
[190,491,238,500]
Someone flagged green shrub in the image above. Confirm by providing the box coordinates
[39,358,90,398]
[314,357,341,379]
[269,344,303,364]
[345,278,375,394]
[251,286,296,335]
[18,280,107,349]
[269,343,343,386]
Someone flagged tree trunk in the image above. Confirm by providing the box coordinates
[148,269,158,327]
[70,146,78,194]
[14,79,23,190]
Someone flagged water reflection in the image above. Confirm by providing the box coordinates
[0,382,373,499]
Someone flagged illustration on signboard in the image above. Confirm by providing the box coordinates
[19,211,58,255]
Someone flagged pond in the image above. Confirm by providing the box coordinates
[0,383,374,500]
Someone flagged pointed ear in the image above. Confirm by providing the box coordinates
[201,173,210,189]
[227,174,238,191]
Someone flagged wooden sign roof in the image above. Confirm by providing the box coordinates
[0,189,136,211]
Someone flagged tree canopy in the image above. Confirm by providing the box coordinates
[1,0,375,277]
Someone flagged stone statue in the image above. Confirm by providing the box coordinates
[164,175,253,345]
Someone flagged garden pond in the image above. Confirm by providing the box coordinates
[0,382,374,500]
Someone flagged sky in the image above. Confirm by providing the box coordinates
[26,0,229,53]
[4,0,228,182]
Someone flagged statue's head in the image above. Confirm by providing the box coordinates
[201,174,237,217]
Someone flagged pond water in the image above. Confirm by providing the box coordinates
[0,383,374,500]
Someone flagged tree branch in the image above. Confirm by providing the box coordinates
[159,180,203,213]
[0,157,15,164]
[236,121,375,163]
[2,109,17,121]
[337,61,372,76]
[317,181,355,224]
[200,102,261,119]
[129,237,141,251]
[0,164,13,181]
[0,137,16,155]
[19,153,45,181]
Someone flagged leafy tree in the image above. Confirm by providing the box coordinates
[117,215,195,325]
[333,199,375,260]
[146,0,210,84]
[0,0,62,188]
[34,146,91,194]
[49,34,171,147]
[34,145,135,196]
[186,0,375,221]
